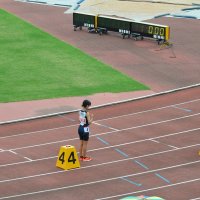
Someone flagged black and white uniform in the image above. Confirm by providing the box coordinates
[78,110,90,141]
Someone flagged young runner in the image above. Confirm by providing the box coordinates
[78,100,93,161]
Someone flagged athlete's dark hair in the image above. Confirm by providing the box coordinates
[82,100,91,108]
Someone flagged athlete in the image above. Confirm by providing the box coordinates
[78,100,93,161]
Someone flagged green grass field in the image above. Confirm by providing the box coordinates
[0,9,149,103]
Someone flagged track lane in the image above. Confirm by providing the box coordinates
[0,159,199,200]
[0,145,199,197]
[0,128,199,183]
[0,87,199,199]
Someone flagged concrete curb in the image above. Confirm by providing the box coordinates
[1,83,199,125]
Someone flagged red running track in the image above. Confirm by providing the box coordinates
[0,86,200,200]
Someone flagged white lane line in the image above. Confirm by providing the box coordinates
[0,144,199,182]
[149,139,179,149]
[149,139,160,143]
[9,150,17,155]
[190,198,200,200]
[95,178,200,200]
[96,98,200,122]
[93,122,119,131]
[0,161,199,199]
[23,157,33,161]
[8,150,32,161]
[1,98,199,139]
[0,124,77,139]
[0,128,199,167]
[5,113,200,151]
[165,144,179,149]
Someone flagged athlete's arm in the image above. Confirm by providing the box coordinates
[87,112,93,124]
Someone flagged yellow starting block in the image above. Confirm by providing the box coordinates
[199,150,200,156]
[56,145,80,170]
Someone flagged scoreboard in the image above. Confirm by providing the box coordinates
[73,12,170,42]
[73,12,96,29]
[131,21,170,41]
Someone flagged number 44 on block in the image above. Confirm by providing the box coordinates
[56,145,80,170]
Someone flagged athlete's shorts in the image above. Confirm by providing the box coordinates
[78,125,90,141]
